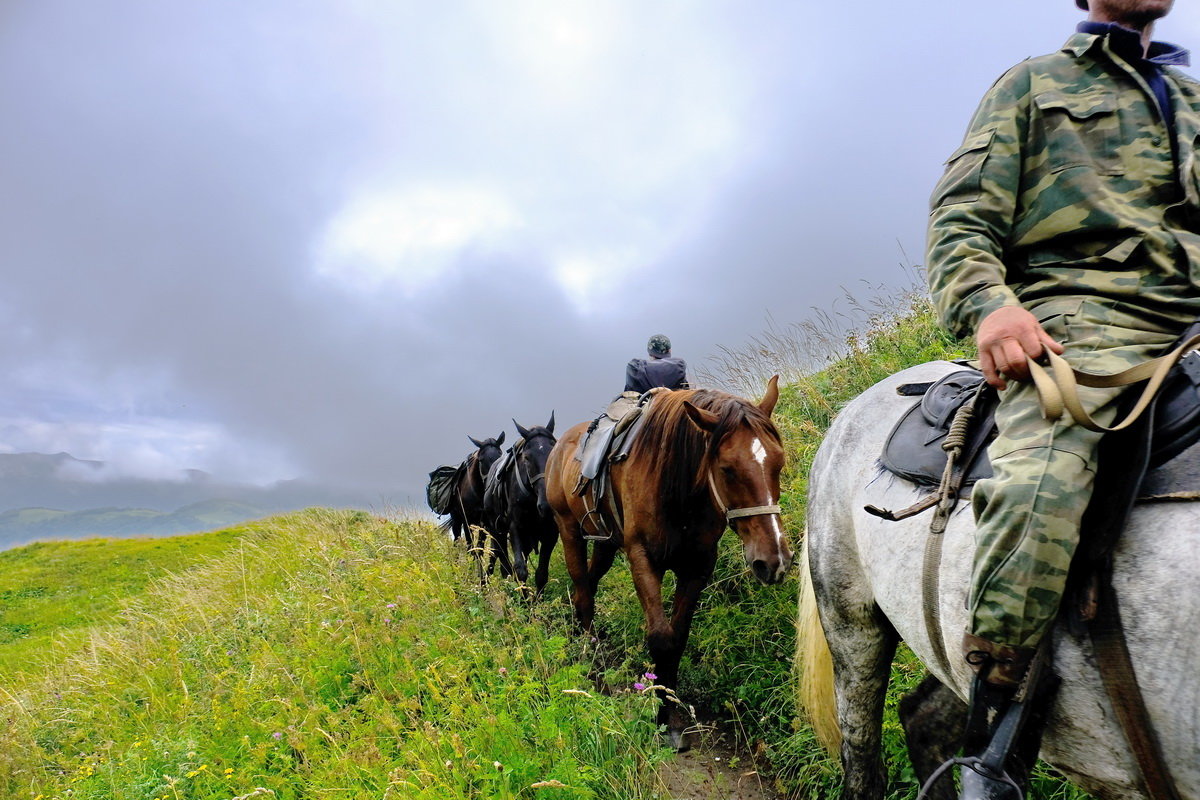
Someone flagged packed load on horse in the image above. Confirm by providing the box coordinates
[434,432,505,564]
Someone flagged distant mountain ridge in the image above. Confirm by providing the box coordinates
[0,499,269,547]
[0,452,377,550]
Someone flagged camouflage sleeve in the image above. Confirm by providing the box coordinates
[926,63,1031,339]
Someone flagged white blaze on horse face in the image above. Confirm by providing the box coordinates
[747,438,784,547]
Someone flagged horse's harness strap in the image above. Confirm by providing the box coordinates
[1027,333,1200,432]
[706,470,782,524]
[726,504,782,520]
[1089,570,1182,800]
[920,383,988,683]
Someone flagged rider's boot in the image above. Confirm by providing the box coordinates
[957,633,1048,800]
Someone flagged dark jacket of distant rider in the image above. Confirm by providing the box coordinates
[625,334,689,393]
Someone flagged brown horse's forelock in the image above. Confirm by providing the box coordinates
[627,390,780,521]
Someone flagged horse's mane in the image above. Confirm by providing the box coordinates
[627,389,781,522]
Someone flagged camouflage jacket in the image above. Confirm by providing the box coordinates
[927,30,1200,339]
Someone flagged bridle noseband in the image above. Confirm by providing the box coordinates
[706,470,782,524]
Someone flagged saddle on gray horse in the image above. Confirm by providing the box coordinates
[878,356,1200,503]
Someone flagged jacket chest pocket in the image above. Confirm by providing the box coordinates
[1033,90,1123,176]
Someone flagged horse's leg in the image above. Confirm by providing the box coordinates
[826,599,898,800]
[624,544,688,745]
[899,674,965,800]
[532,525,557,600]
[558,515,596,632]
[509,519,530,586]
[652,562,715,751]
[586,540,619,593]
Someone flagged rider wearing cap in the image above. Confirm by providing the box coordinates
[927,0,1199,795]
[625,335,689,393]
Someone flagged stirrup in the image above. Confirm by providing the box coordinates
[916,756,1024,800]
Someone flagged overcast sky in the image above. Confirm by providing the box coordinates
[2,1,1198,508]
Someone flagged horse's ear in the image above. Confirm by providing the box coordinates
[496,431,506,446]
[513,418,533,441]
[759,375,780,417]
[547,410,555,433]
[683,401,719,432]
[468,435,484,448]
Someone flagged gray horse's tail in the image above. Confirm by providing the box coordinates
[796,537,841,755]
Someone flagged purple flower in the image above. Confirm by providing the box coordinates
[499,667,508,675]
[272,732,282,740]
[633,682,646,691]
[386,603,396,609]
[384,618,392,623]
[644,672,657,681]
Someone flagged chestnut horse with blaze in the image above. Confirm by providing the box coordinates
[545,377,793,748]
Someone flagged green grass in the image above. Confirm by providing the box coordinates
[0,528,249,680]
[0,510,671,800]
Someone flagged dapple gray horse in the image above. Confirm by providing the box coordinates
[797,360,1200,800]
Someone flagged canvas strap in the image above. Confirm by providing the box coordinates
[1026,334,1200,432]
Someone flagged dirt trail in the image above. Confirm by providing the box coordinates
[655,723,785,800]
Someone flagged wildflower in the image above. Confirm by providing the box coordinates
[224,768,235,775]
[644,672,657,681]
[498,667,507,675]
[384,618,392,623]
[633,683,646,691]
[386,603,396,608]
[272,732,282,740]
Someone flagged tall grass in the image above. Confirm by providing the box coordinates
[0,510,669,800]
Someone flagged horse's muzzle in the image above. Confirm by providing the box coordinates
[749,550,792,585]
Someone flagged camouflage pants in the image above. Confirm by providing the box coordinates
[968,298,1181,649]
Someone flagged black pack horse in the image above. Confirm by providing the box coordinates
[484,413,558,595]
[448,432,505,570]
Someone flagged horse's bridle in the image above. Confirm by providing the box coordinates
[514,440,548,495]
[706,470,782,524]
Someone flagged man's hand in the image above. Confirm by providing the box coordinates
[976,305,1065,390]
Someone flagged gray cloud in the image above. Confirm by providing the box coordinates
[0,1,1194,509]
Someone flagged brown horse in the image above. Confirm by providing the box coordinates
[545,378,794,748]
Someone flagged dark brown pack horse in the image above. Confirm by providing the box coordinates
[545,378,794,748]
[448,432,505,578]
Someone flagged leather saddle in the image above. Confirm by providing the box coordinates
[880,359,1200,501]
[571,389,661,541]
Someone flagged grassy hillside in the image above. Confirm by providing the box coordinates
[0,527,249,679]
[0,510,670,800]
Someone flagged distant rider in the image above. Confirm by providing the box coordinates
[625,334,689,393]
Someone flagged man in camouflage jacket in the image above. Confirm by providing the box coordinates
[926,0,1198,793]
